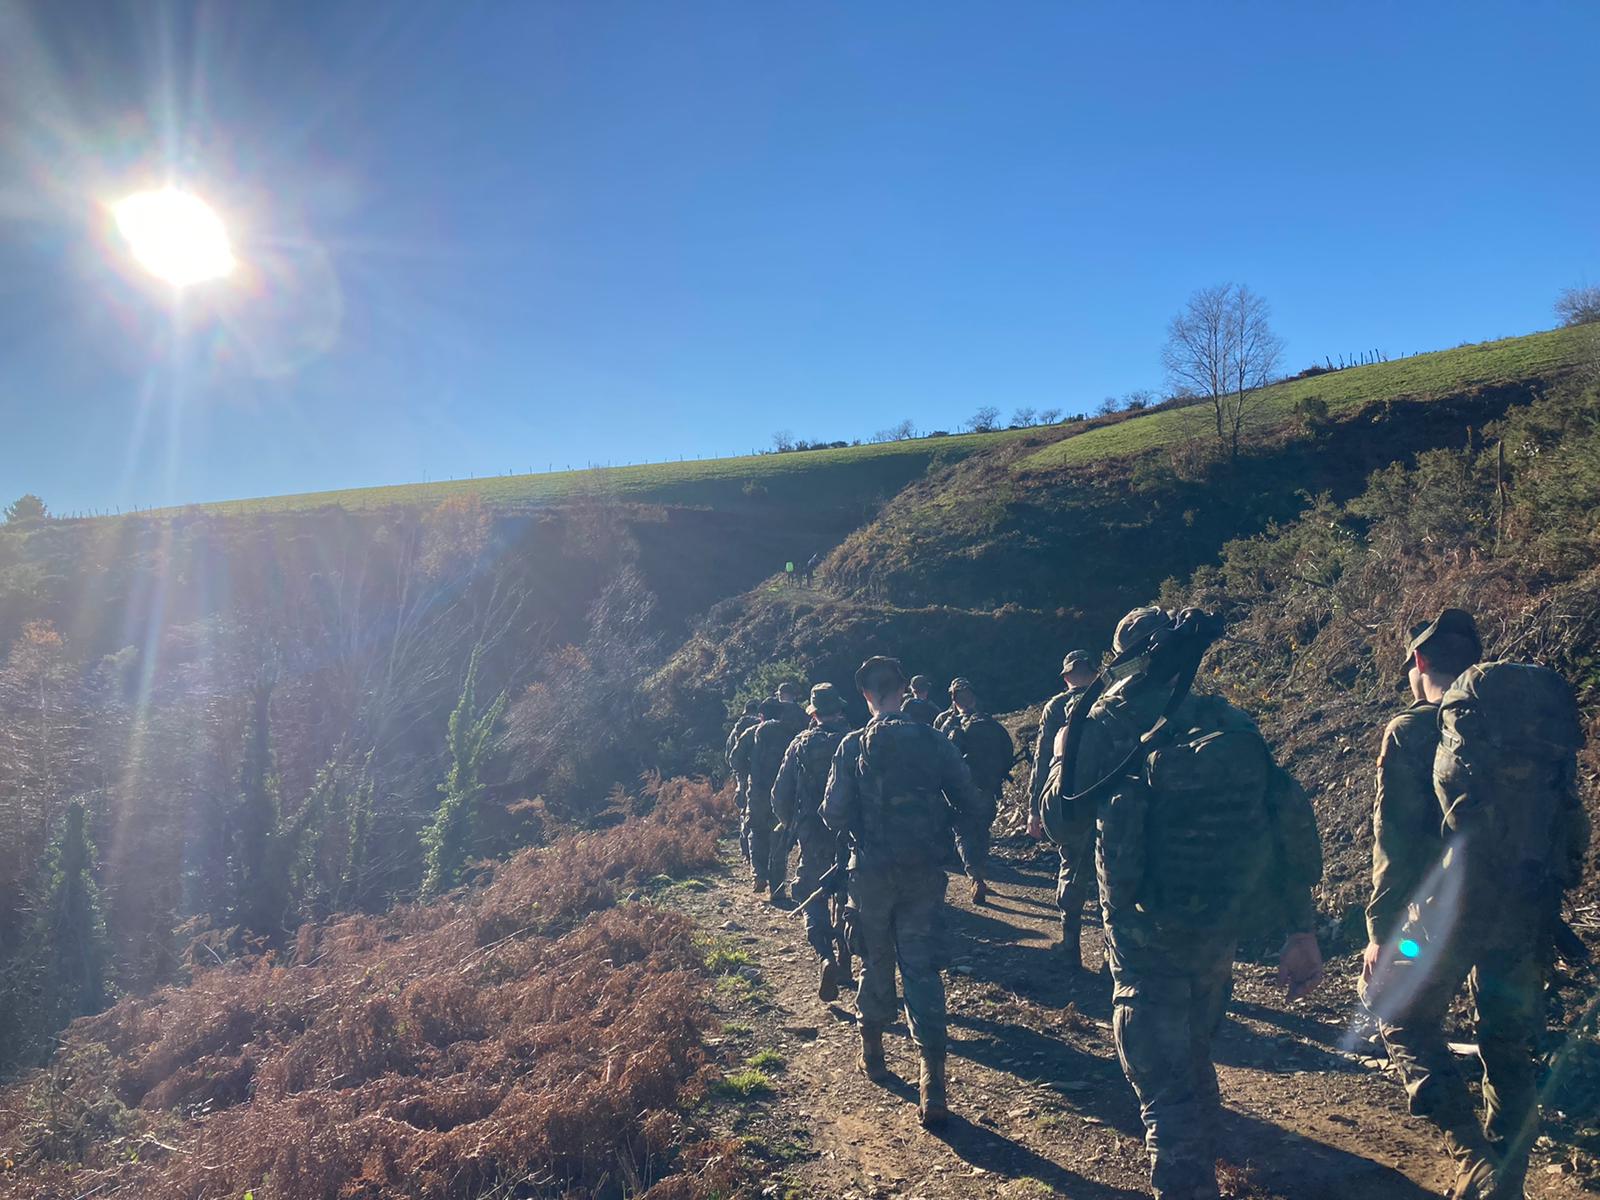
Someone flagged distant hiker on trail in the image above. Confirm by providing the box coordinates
[771,683,855,1001]
[1361,609,1588,1200]
[1026,648,1102,970]
[1043,607,1324,1200]
[730,698,806,898]
[804,552,822,586]
[726,699,762,864]
[942,677,1013,905]
[822,655,982,1128]
[901,675,941,726]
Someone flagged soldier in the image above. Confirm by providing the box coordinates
[1044,607,1324,1200]
[775,680,809,728]
[726,699,762,863]
[1362,609,1587,1200]
[822,655,982,1128]
[933,680,963,734]
[730,698,806,896]
[772,683,855,999]
[944,679,1014,904]
[902,675,941,726]
[1027,649,1101,967]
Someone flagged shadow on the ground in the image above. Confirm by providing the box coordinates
[926,1115,1150,1200]
[1221,1107,1440,1200]
[949,1010,1144,1138]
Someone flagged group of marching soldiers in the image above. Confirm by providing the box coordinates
[724,605,1587,1200]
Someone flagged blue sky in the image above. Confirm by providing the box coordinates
[2,1,1597,512]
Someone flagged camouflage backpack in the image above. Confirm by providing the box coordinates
[955,714,1015,794]
[790,725,847,829]
[1126,695,1276,930]
[1435,661,1584,905]
[855,716,956,869]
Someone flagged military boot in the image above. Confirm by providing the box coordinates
[818,957,840,1002]
[857,1023,889,1083]
[918,1051,949,1128]
[970,876,988,905]
[1056,916,1083,972]
[1443,1127,1500,1200]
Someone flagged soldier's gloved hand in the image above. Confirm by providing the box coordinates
[1027,814,1044,840]
[1277,932,1324,1002]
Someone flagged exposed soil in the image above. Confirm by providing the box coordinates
[676,838,1598,1199]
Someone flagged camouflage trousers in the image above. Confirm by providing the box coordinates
[1108,930,1234,1200]
[744,787,776,885]
[1362,919,1544,1190]
[953,789,999,881]
[1054,800,1098,939]
[849,865,949,1057]
[734,782,750,864]
[791,825,841,963]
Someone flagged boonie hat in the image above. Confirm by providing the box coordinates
[1113,607,1172,657]
[1404,609,1481,667]
[854,656,907,692]
[948,676,975,696]
[1061,649,1094,673]
[909,674,933,692]
[807,682,846,716]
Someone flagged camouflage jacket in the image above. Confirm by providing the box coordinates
[1027,688,1088,820]
[725,715,760,769]
[902,696,941,726]
[1365,701,1442,945]
[933,707,959,734]
[948,711,1016,797]
[1067,680,1322,941]
[772,719,851,843]
[822,712,981,872]
[734,715,806,805]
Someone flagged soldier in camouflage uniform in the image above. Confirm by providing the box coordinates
[775,680,809,729]
[1044,608,1324,1200]
[730,698,806,896]
[726,700,762,863]
[1027,649,1101,968]
[1363,610,1588,1200]
[902,675,941,726]
[944,678,1014,904]
[823,655,983,1128]
[933,680,962,735]
[771,683,855,1000]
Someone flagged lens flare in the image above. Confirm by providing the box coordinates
[112,187,236,286]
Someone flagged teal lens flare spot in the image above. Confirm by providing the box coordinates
[1399,939,1421,959]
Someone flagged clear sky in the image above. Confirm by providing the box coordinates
[2,1,1597,513]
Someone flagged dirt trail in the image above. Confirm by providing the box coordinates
[675,839,1593,1199]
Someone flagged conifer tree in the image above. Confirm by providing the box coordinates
[38,801,108,1025]
[421,650,507,897]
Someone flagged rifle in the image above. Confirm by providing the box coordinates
[788,851,854,983]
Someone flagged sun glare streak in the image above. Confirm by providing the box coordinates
[113,187,236,286]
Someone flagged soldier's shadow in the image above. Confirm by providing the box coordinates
[924,1115,1151,1200]
[1218,1107,1440,1200]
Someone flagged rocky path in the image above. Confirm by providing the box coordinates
[674,838,1593,1199]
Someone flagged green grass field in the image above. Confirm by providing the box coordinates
[184,324,1589,516]
[191,424,1048,516]
[1019,324,1591,470]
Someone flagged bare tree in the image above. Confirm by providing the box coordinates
[1039,408,1063,425]
[771,430,796,453]
[1010,406,1037,428]
[1096,396,1119,416]
[964,405,1001,433]
[1162,283,1283,460]
[1555,285,1600,327]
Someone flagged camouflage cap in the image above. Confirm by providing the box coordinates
[909,674,933,692]
[1404,608,1481,666]
[1061,649,1094,674]
[948,676,975,696]
[854,655,907,693]
[807,682,846,716]
[1113,607,1172,657]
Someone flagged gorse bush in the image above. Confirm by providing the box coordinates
[0,777,743,1200]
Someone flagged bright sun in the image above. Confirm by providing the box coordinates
[112,187,236,287]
